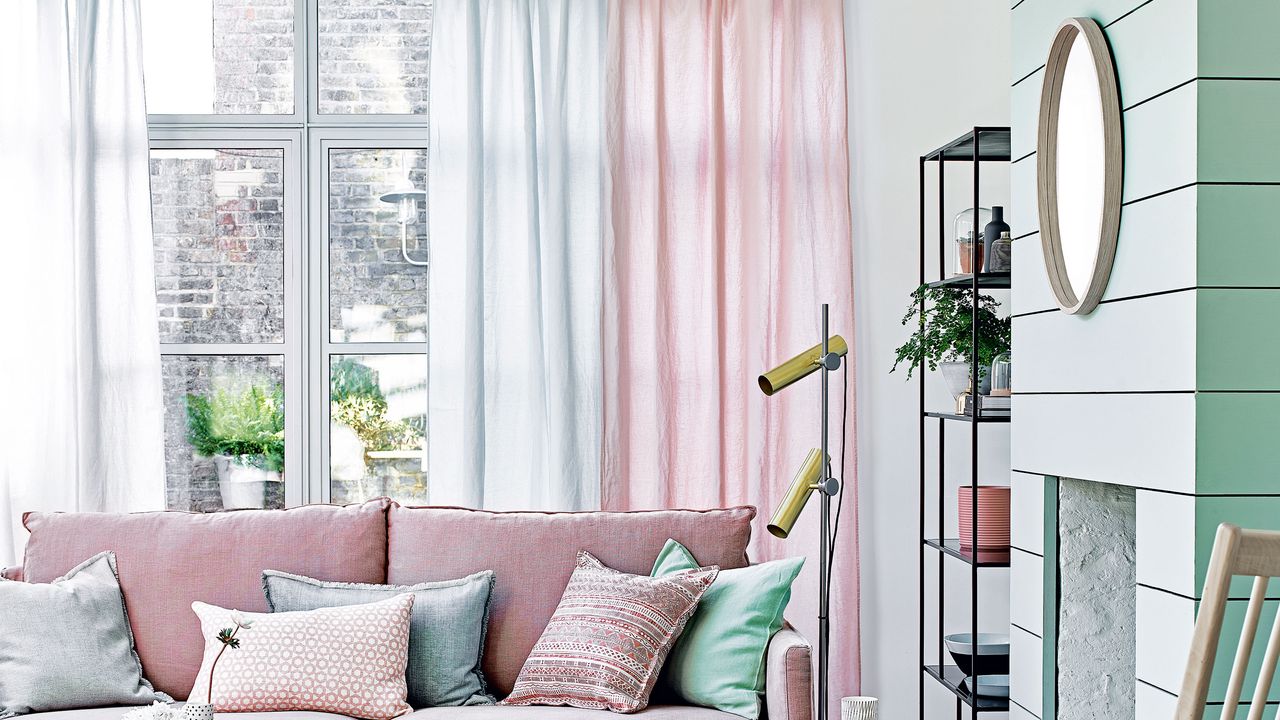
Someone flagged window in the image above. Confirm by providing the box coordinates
[145,1,431,511]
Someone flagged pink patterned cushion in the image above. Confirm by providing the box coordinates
[386,505,755,695]
[500,551,718,714]
[20,500,390,700]
[189,596,415,720]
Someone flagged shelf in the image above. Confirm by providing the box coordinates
[925,272,1011,290]
[923,539,1011,567]
[924,411,1011,423]
[922,127,1012,162]
[923,665,1010,712]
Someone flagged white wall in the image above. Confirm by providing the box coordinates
[845,1,1012,717]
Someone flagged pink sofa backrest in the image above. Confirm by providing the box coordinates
[385,505,757,695]
[20,499,391,700]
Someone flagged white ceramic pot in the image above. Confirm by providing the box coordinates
[213,455,282,510]
[940,361,971,399]
[182,703,215,720]
[841,697,878,720]
[940,361,991,398]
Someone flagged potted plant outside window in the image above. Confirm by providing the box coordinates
[890,285,1011,398]
[186,384,285,509]
[330,359,425,501]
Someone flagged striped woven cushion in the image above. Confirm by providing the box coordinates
[500,551,717,713]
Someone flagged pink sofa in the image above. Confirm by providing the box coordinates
[4,499,813,720]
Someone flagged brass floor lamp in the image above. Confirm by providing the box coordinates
[758,303,848,720]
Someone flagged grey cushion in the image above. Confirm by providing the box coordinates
[0,552,167,718]
[262,569,496,708]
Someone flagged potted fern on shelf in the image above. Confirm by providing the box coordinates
[890,285,1011,398]
[186,384,285,509]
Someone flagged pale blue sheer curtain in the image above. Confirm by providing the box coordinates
[426,0,605,510]
[0,0,165,565]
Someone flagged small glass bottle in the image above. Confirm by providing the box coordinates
[988,231,1013,272]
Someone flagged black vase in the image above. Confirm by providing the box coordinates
[983,206,1010,272]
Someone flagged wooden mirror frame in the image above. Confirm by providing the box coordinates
[1036,17,1123,315]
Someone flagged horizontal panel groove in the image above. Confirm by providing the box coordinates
[1009,699,1040,719]
[1139,677,1280,707]
[1009,469,1196,494]
[1015,390,1194,396]
[1137,679,1176,699]
[1140,581,1280,604]
[1104,0,1158,29]
[1012,63,1045,88]
[1011,622,1041,640]
[1013,468,1280,497]
[1123,182,1198,207]
[1124,78,1197,113]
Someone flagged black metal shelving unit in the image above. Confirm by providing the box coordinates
[918,127,1013,720]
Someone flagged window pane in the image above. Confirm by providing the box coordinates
[317,0,431,115]
[151,149,285,344]
[329,149,428,342]
[163,355,286,512]
[141,0,295,115]
[330,355,426,505]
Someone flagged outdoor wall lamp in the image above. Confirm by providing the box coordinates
[379,176,429,267]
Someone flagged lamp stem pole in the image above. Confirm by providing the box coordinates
[819,303,831,720]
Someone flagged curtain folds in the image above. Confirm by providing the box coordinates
[0,0,165,565]
[600,0,859,708]
[426,0,606,510]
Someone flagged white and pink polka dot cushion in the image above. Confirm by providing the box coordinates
[189,594,414,720]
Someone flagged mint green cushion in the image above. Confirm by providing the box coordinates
[651,539,803,719]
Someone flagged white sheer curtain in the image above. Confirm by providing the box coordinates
[426,0,605,510]
[0,0,165,565]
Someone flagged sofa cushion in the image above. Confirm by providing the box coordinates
[189,597,415,720]
[502,551,717,713]
[0,552,167,717]
[385,506,756,696]
[263,569,496,708]
[20,500,391,701]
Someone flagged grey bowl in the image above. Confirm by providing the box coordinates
[944,633,1010,676]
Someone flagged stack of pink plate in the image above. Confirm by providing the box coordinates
[958,485,1010,549]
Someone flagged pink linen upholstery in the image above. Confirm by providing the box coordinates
[386,505,756,695]
[766,628,814,720]
[412,707,739,719]
[16,706,742,720]
[20,500,391,701]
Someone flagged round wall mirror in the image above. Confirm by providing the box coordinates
[1037,18,1122,315]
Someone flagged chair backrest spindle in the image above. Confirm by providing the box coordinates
[1177,524,1280,720]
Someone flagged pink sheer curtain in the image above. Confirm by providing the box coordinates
[601,0,859,710]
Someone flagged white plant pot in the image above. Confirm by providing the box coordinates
[213,455,282,510]
[940,361,991,398]
[182,703,215,720]
[940,361,971,399]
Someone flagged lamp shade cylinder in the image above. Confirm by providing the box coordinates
[767,449,828,538]
[758,335,849,396]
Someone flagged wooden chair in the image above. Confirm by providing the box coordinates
[1176,523,1280,720]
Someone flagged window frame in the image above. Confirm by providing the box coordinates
[146,0,432,509]
[307,130,429,504]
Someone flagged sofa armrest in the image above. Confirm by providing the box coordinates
[766,626,813,720]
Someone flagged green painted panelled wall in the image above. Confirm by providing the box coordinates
[1009,0,1280,719]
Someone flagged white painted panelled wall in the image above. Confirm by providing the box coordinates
[1009,0,1280,719]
